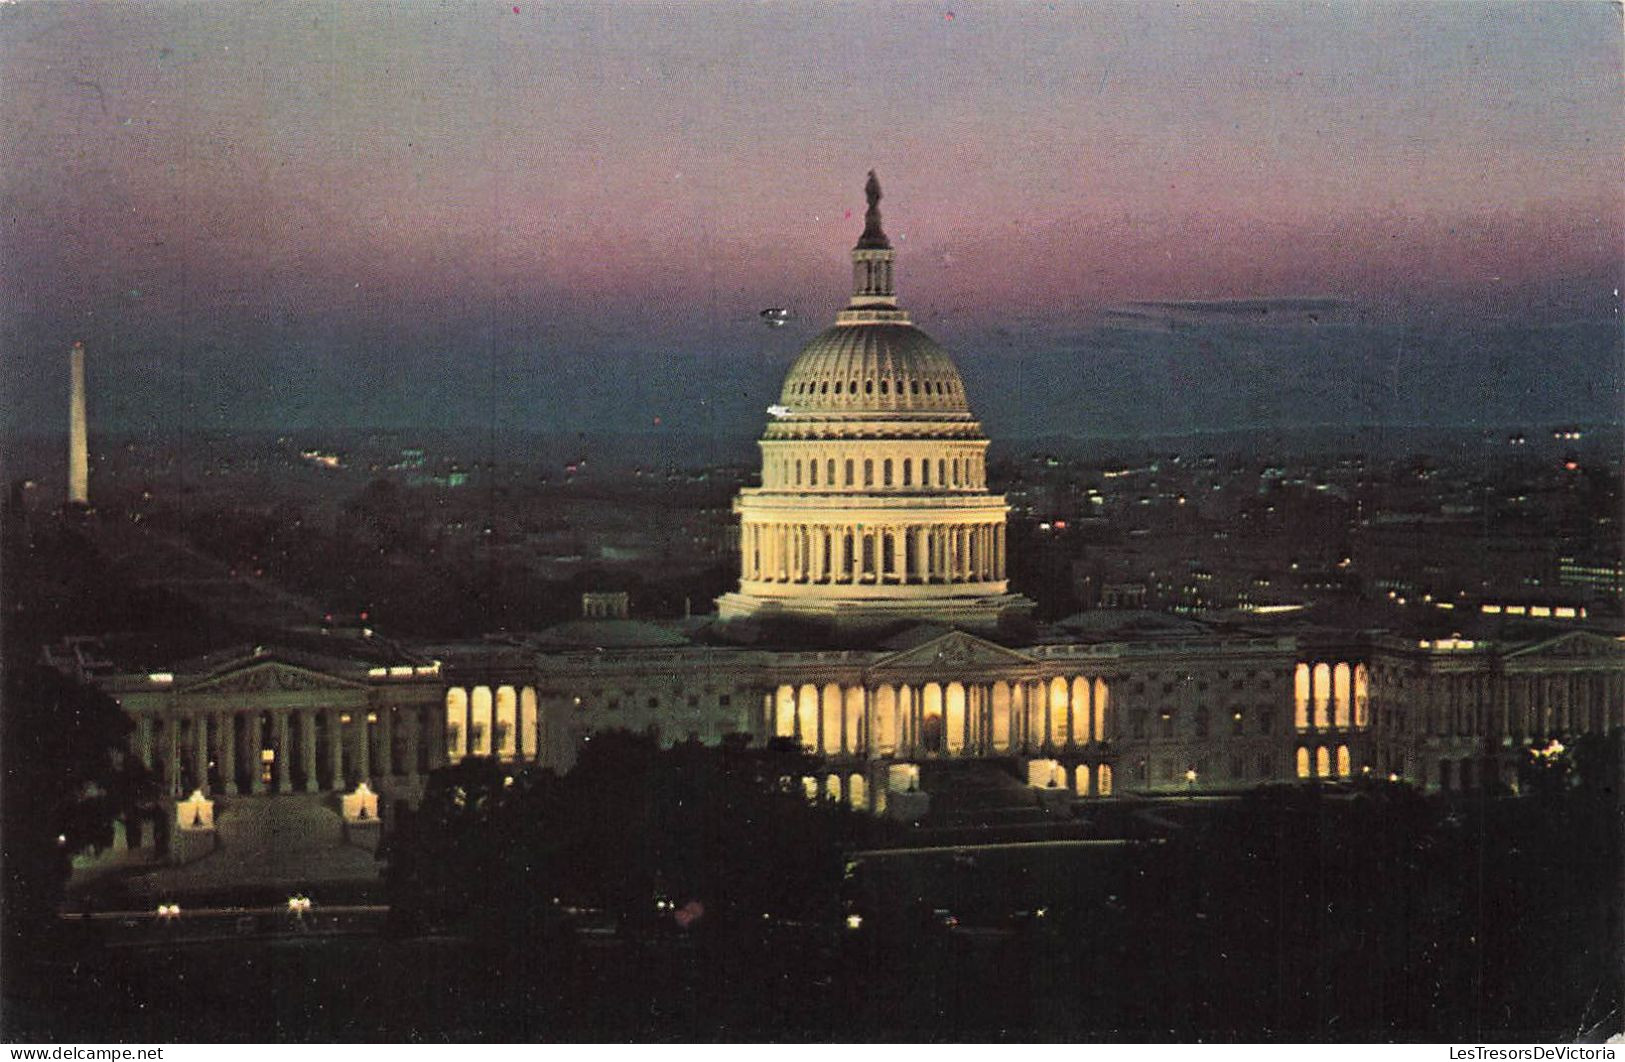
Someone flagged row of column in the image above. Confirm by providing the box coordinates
[133,704,442,798]
[1418,669,1624,741]
[768,675,1112,759]
[744,521,1004,585]
[444,684,541,763]
[1294,661,1370,731]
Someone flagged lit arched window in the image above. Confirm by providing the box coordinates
[1294,663,1310,730]
[1332,663,1350,728]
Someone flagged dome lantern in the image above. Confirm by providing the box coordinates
[841,171,907,323]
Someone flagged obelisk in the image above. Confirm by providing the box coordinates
[68,341,88,504]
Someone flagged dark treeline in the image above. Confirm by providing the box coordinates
[3,728,1619,1040]
[367,732,1622,1040]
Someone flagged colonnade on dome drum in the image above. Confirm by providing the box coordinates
[741,520,1005,586]
[764,673,1112,759]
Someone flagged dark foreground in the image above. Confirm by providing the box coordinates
[5,786,1620,1042]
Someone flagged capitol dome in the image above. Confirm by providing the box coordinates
[778,324,971,416]
[716,172,1033,634]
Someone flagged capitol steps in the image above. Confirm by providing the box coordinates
[917,760,1052,826]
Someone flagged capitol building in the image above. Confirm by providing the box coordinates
[52,176,1625,872]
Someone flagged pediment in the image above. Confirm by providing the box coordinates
[182,660,368,696]
[871,630,1034,673]
[1505,632,1625,664]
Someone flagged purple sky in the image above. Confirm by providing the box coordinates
[2,2,1620,437]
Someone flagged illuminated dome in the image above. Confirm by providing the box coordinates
[777,324,971,416]
[717,172,1033,633]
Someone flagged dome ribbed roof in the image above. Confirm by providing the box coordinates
[777,323,970,414]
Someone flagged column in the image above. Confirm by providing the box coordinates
[971,685,985,754]
[164,716,181,797]
[250,714,266,794]
[224,714,242,793]
[916,683,928,755]
[327,708,345,790]
[300,710,318,792]
[428,704,449,770]
[380,706,396,776]
[134,715,154,772]
[357,709,373,781]
[236,714,261,794]
[274,711,291,792]
[211,711,229,793]
[404,707,422,779]
[191,713,209,793]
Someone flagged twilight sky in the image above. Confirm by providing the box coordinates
[2,1,1620,441]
